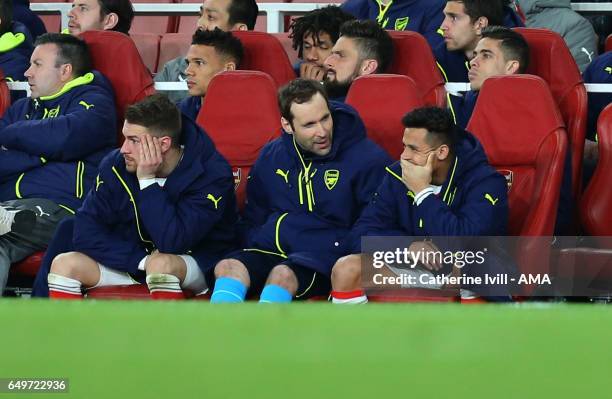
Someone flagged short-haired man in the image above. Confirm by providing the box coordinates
[155,0,258,104]
[340,0,446,48]
[449,26,529,128]
[324,19,393,101]
[289,6,355,81]
[0,1,33,102]
[177,28,243,120]
[330,107,509,304]
[67,0,135,36]
[47,94,237,299]
[0,33,117,295]
[435,0,523,84]
[210,79,392,303]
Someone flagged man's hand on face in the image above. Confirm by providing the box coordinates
[400,152,435,194]
[408,240,443,271]
[136,134,163,180]
[299,62,327,81]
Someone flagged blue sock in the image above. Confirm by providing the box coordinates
[210,277,247,303]
[259,284,293,303]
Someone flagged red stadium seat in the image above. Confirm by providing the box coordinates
[80,30,156,144]
[272,32,299,66]
[131,33,161,74]
[346,74,424,159]
[467,75,567,295]
[197,71,281,210]
[129,0,178,34]
[387,31,446,107]
[0,71,10,117]
[158,33,191,70]
[581,103,612,235]
[232,31,296,87]
[514,28,587,209]
[606,34,612,53]
[31,0,67,33]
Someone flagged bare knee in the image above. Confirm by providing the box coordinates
[214,258,250,287]
[145,253,186,280]
[331,254,362,291]
[50,251,100,286]
[266,265,298,295]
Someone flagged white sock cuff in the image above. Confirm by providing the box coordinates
[332,295,368,304]
[48,273,83,294]
[146,273,182,292]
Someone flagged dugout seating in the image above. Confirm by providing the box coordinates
[514,28,587,210]
[581,103,612,236]
[158,33,190,72]
[467,75,567,296]
[130,0,179,34]
[81,30,156,143]
[346,74,424,159]
[131,33,161,74]
[272,32,299,66]
[387,31,446,108]
[232,31,296,87]
[606,34,612,53]
[197,70,282,210]
[0,71,10,117]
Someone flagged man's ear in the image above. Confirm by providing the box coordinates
[506,60,520,75]
[360,59,378,76]
[224,61,237,71]
[160,136,173,152]
[281,116,293,133]
[102,12,119,31]
[474,16,488,35]
[437,144,450,161]
[232,23,248,31]
[60,63,74,82]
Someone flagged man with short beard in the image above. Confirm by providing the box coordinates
[323,20,393,102]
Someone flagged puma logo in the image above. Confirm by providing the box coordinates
[484,193,499,205]
[206,194,222,209]
[581,47,594,63]
[79,100,95,110]
[275,169,289,184]
[605,67,612,75]
[35,206,50,217]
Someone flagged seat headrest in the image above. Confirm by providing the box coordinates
[466,75,565,165]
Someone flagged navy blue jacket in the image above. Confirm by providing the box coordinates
[583,51,611,142]
[12,0,46,40]
[0,22,33,102]
[435,6,524,83]
[350,129,508,252]
[449,89,479,128]
[0,71,116,212]
[178,95,202,121]
[242,101,392,275]
[73,115,237,276]
[341,0,445,49]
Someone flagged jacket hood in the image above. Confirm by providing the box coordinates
[518,0,571,14]
[281,100,367,162]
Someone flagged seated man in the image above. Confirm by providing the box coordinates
[0,33,117,295]
[0,1,33,102]
[340,0,445,49]
[449,26,529,128]
[331,107,509,304]
[436,0,523,84]
[67,0,134,36]
[288,6,355,81]
[47,94,237,299]
[12,0,46,40]
[210,79,392,303]
[582,51,611,182]
[324,19,393,102]
[155,0,258,104]
[178,28,243,120]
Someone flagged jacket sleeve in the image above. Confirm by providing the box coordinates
[354,149,393,213]
[422,1,445,49]
[0,89,116,161]
[348,174,408,253]
[242,152,275,230]
[73,165,148,273]
[414,174,508,236]
[137,156,235,254]
[0,148,46,180]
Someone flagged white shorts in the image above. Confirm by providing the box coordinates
[89,255,208,294]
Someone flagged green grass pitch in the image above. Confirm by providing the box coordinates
[1,300,610,398]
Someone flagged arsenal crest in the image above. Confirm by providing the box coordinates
[498,169,513,191]
[324,170,340,190]
[395,17,409,31]
[233,167,242,191]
